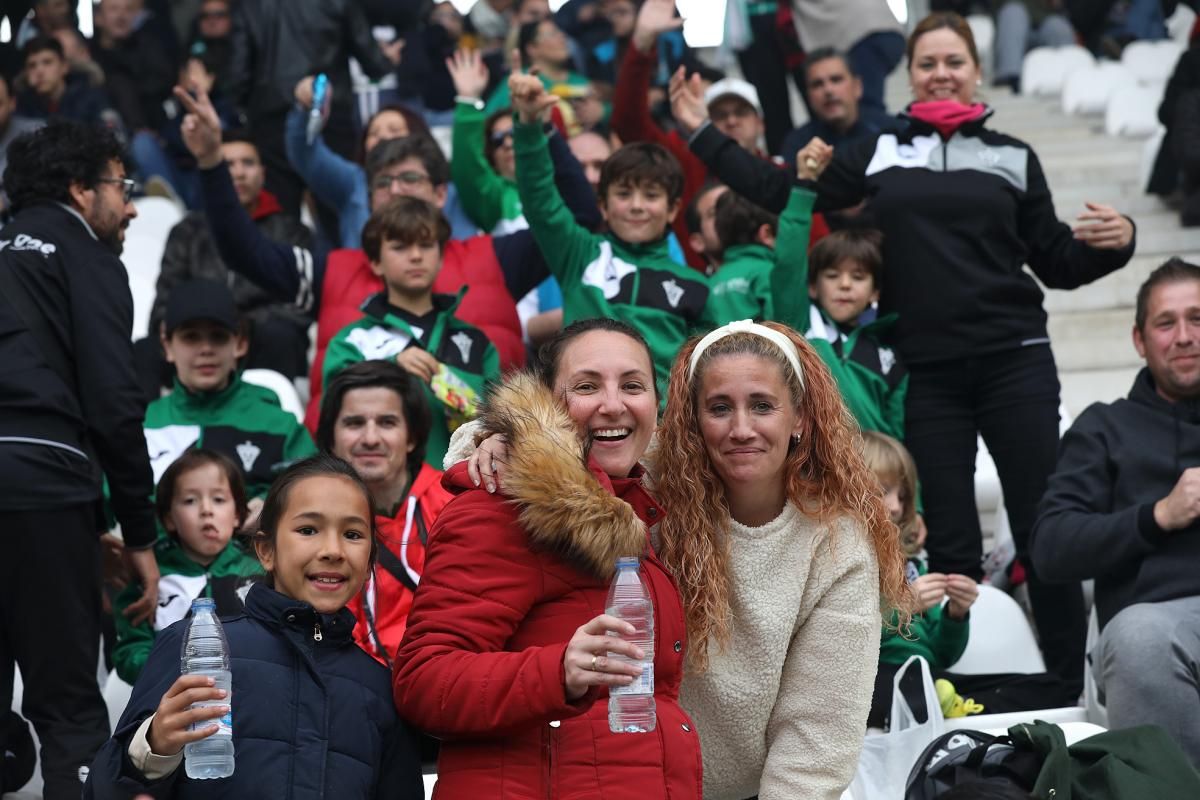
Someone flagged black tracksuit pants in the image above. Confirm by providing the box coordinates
[0,505,109,799]
[903,344,1087,698]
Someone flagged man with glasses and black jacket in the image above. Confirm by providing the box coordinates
[0,120,158,799]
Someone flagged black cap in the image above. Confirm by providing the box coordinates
[164,278,239,334]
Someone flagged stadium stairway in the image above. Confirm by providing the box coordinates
[984,88,1199,417]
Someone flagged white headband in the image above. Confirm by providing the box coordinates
[687,319,805,389]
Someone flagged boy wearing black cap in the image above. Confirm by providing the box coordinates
[144,278,316,498]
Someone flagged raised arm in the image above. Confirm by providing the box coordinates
[284,79,363,214]
[448,49,511,233]
[770,144,832,331]
[610,0,682,148]
[511,72,597,286]
[177,86,317,312]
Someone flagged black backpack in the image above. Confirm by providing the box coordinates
[905,728,1043,800]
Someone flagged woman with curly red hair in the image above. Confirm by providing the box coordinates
[649,319,910,800]
[459,318,911,800]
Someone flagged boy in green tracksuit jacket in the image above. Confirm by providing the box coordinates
[772,187,908,439]
[113,449,263,684]
[704,190,777,323]
[145,279,316,498]
[323,197,500,469]
[510,71,709,398]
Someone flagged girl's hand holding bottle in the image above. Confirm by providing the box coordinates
[147,674,229,756]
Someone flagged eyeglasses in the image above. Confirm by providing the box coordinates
[96,177,136,202]
[198,9,230,20]
[372,171,431,190]
[489,129,514,147]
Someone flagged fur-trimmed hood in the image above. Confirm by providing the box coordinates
[456,371,654,579]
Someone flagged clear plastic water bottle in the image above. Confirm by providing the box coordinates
[607,557,655,733]
[180,597,234,779]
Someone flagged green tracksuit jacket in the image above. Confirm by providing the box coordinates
[113,538,263,684]
[322,290,500,469]
[514,120,710,398]
[706,243,776,324]
[143,374,317,498]
[452,99,525,235]
[772,186,908,439]
[879,558,970,670]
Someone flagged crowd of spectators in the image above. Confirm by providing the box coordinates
[1,1,1199,799]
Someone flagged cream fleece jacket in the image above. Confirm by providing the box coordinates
[683,502,881,800]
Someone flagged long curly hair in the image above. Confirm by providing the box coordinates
[649,322,913,672]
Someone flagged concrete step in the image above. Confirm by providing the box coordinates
[1042,250,1200,312]
[1048,307,1141,371]
[1059,365,1140,417]
[1051,191,1169,215]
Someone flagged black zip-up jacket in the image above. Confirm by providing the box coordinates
[0,203,155,548]
[689,109,1137,364]
[1031,368,1200,629]
[228,0,394,119]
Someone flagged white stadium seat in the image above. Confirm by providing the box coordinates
[1140,124,1168,191]
[129,272,156,341]
[242,368,305,423]
[967,15,996,77]
[1105,84,1162,137]
[1122,39,1185,85]
[1061,62,1138,115]
[947,585,1047,676]
[1022,46,1094,96]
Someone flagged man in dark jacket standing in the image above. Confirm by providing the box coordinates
[1032,257,1200,767]
[0,121,159,798]
[227,0,402,215]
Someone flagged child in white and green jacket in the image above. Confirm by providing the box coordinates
[323,197,500,469]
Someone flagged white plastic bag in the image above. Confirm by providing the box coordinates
[841,656,946,800]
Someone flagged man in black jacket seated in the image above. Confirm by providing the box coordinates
[0,120,159,798]
[1032,257,1200,768]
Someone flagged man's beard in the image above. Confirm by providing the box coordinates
[101,229,124,255]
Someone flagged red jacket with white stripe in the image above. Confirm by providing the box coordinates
[348,464,453,665]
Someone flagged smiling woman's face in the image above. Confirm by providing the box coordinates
[909,27,980,105]
[553,330,657,478]
[697,353,800,491]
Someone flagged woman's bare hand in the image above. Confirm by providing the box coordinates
[467,434,509,493]
[562,614,644,701]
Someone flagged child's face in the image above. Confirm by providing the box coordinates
[881,481,903,524]
[255,475,372,614]
[167,463,239,566]
[809,257,879,326]
[370,236,443,302]
[162,320,248,393]
[600,180,680,245]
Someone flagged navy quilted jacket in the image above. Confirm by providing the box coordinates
[85,583,423,799]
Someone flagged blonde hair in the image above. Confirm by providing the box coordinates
[650,322,913,672]
[860,431,922,557]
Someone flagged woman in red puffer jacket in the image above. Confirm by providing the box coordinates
[392,319,702,799]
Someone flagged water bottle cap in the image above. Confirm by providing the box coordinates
[615,556,639,569]
[191,597,216,610]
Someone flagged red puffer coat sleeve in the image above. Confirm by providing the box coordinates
[391,487,596,736]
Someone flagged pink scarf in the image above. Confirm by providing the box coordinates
[908,100,988,138]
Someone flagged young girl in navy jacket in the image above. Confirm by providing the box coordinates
[85,454,424,799]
